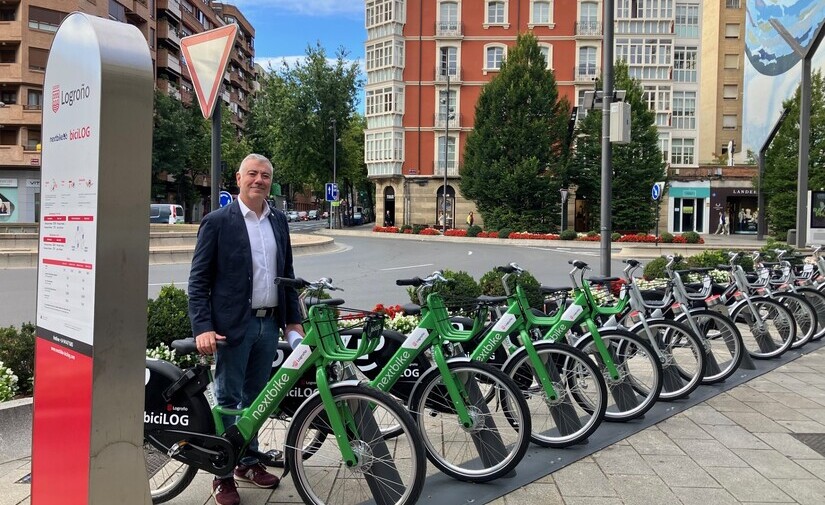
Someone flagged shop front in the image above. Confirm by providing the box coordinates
[710,186,758,235]
[668,183,710,234]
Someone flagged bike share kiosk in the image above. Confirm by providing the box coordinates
[31,13,153,504]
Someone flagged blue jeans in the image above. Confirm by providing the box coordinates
[214,316,278,472]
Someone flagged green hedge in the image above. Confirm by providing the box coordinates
[147,285,192,349]
[0,323,35,396]
[479,268,543,309]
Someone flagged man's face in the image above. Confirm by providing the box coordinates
[236,160,272,207]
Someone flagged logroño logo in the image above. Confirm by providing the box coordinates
[51,85,60,113]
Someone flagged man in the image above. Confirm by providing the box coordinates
[188,154,304,505]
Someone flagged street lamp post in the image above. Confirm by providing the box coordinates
[330,118,337,229]
[442,71,452,230]
[560,187,569,233]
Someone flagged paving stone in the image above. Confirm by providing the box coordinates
[553,461,616,497]
[797,459,825,479]
[723,410,788,433]
[797,408,825,424]
[487,498,506,505]
[746,401,813,421]
[755,432,825,459]
[672,438,749,468]
[682,405,736,426]
[642,454,719,488]
[701,424,771,450]
[727,386,768,403]
[626,428,685,456]
[706,393,756,413]
[592,444,652,475]
[770,478,825,505]
[657,416,715,440]
[562,498,620,505]
[607,473,682,505]
[767,392,825,411]
[496,483,563,504]
[709,467,793,502]
[750,377,795,393]
[776,419,825,433]
[671,486,741,505]
[733,449,815,479]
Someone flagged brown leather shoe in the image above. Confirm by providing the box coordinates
[212,477,240,505]
[234,462,281,489]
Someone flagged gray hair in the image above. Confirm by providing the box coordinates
[238,153,273,174]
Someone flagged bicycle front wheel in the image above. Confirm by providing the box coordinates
[628,318,705,401]
[774,293,817,349]
[285,386,425,505]
[144,440,198,504]
[503,341,607,448]
[730,297,795,359]
[575,329,663,422]
[798,287,825,341]
[676,309,743,384]
[409,360,531,482]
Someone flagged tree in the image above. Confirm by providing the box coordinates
[460,33,571,232]
[568,61,665,232]
[761,70,825,236]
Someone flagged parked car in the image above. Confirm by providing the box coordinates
[308,210,319,220]
[150,204,184,224]
[298,211,308,221]
[351,211,364,226]
[286,210,299,222]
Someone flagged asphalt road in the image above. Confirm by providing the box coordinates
[0,234,625,328]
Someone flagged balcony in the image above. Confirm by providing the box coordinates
[574,64,599,82]
[575,21,601,37]
[157,79,181,100]
[0,63,21,82]
[0,104,42,126]
[126,0,150,22]
[433,160,459,177]
[434,113,461,129]
[158,20,181,47]
[435,21,463,38]
[0,21,22,42]
[157,48,181,75]
[158,0,182,20]
[435,68,462,83]
[0,144,40,167]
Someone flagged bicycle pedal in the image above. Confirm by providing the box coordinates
[167,441,186,457]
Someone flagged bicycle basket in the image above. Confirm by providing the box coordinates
[310,305,385,362]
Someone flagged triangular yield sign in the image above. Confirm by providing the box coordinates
[180,24,238,119]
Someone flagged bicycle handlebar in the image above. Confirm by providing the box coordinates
[396,277,423,287]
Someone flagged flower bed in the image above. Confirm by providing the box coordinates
[507,232,560,240]
[444,228,468,237]
[371,227,704,243]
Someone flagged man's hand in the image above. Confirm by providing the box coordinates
[285,323,305,338]
[195,330,226,355]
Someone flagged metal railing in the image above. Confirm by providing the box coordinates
[435,21,463,37]
[575,21,601,36]
[433,160,459,177]
[435,67,461,82]
[434,112,460,128]
[574,64,599,81]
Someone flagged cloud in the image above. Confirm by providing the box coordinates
[232,0,363,17]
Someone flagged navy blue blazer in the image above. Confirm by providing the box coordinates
[188,200,302,346]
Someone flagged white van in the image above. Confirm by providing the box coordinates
[150,204,184,224]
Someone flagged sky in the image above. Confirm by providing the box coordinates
[233,0,366,73]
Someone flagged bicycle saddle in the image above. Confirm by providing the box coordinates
[587,276,619,284]
[623,259,641,267]
[402,303,421,316]
[540,286,571,295]
[476,295,508,305]
[569,260,589,269]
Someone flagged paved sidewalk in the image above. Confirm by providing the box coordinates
[2,346,824,505]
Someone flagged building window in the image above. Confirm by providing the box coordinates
[530,1,553,25]
[726,0,741,8]
[723,114,737,130]
[723,84,738,99]
[616,38,672,66]
[149,27,155,49]
[439,1,459,31]
[659,134,670,163]
[0,90,16,105]
[673,46,697,82]
[28,48,49,71]
[643,84,671,127]
[671,138,695,165]
[29,6,66,32]
[486,0,507,25]
[0,49,15,64]
[672,91,696,130]
[25,129,41,151]
[27,89,43,109]
[437,135,457,170]
[365,86,403,116]
[365,130,404,162]
[108,0,126,22]
[724,54,739,69]
[725,23,740,38]
[367,39,404,71]
[438,89,457,119]
[539,44,553,69]
[675,4,699,38]
[366,0,403,27]
[438,46,458,77]
[577,46,597,78]
[485,45,505,71]
[578,1,599,34]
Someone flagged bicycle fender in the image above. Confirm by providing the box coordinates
[500,340,558,373]
[406,357,472,409]
[727,295,770,317]
[626,317,673,334]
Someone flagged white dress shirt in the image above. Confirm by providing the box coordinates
[238,198,278,309]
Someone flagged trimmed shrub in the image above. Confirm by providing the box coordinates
[642,256,686,280]
[467,225,482,237]
[479,268,543,309]
[497,228,513,239]
[682,231,701,244]
[560,229,578,240]
[611,232,621,241]
[0,361,18,402]
[587,231,599,237]
[412,224,427,234]
[660,232,674,243]
[147,285,192,349]
[400,224,412,233]
[407,269,481,313]
[0,323,35,396]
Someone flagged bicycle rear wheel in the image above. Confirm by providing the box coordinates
[628,319,705,401]
[676,309,743,384]
[409,360,530,482]
[775,293,817,349]
[285,385,425,505]
[502,341,607,448]
[798,287,825,341]
[144,440,198,504]
[574,329,663,422]
[729,297,795,359]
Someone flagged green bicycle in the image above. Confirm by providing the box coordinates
[143,277,426,505]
